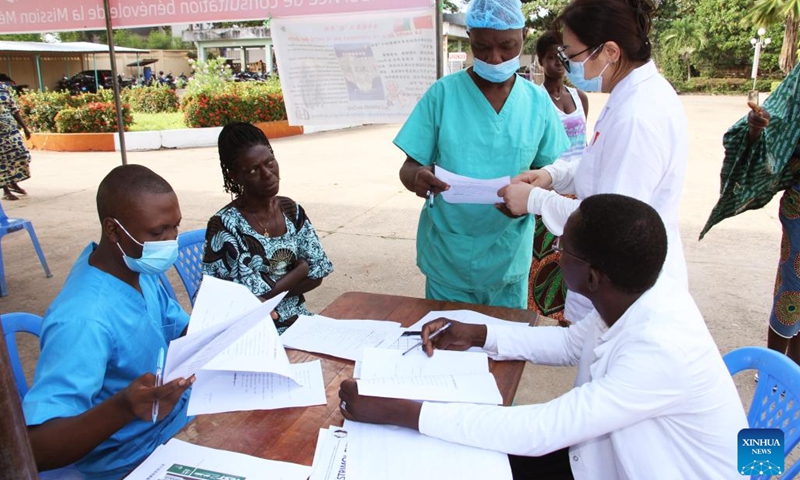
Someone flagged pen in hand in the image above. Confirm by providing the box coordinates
[402,322,452,356]
[152,347,165,424]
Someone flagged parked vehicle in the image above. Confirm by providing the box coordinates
[62,70,134,94]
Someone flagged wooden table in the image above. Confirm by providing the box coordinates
[177,292,539,466]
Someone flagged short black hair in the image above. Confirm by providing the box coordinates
[570,194,667,294]
[96,165,174,221]
[217,122,274,196]
[535,30,562,62]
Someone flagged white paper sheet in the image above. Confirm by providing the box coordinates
[310,427,349,480]
[124,438,312,480]
[163,292,288,383]
[408,310,532,331]
[344,420,512,480]
[357,372,502,404]
[406,310,531,353]
[435,165,510,205]
[281,315,405,362]
[187,360,327,415]
[356,348,501,404]
[358,348,490,379]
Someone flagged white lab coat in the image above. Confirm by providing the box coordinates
[418,277,746,480]
[529,61,689,323]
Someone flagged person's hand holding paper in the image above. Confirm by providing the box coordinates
[434,165,510,205]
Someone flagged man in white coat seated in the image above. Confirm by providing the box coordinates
[338,193,747,480]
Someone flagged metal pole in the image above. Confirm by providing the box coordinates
[103,0,128,165]
[35,55,43,91]
[435,0,443,79]
[0,322,39,479]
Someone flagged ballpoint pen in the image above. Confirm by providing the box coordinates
[402,322,452,355]
[427,162,436,208]
[152,347,165,424]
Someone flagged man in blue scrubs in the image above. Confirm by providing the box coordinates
[23,165,194,479]
[397,0,568,308]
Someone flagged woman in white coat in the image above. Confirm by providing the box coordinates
[501,0,688,324]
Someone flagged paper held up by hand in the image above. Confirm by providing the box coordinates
[163,275,289,383]
[434,165,510,205]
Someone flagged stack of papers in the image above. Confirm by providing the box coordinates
[356,347,502,405]
[125,439,311,480]
[281,315,405,361]
[343,420,511,480]
[165,276,326,415]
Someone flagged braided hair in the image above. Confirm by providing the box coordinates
[217,122,274,197]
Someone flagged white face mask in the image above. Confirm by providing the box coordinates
[114,219,178,275]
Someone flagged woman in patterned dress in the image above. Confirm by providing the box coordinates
[703,64,800,363]
[0,82,32,201]
[202,122,334,333]
[527,31,589,323]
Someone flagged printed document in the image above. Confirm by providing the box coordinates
[281,315,405,362]
[187,360,327,415]
[356,348,502,405]
[310,426,349,480]
[435,165,510,205]
[344,420,512,480]
[164,276,326,414]
[125,438,311,480]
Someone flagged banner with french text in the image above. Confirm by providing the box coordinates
[0,0,434,34]
[272,9,436,125]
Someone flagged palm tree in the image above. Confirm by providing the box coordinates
[748,0,800,74]
[662,19,708,81]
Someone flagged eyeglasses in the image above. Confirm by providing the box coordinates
[556,45,601,73]
[552,237,591,264]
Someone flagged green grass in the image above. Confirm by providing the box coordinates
[130,112,186,131]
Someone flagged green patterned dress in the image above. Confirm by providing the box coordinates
[0,83,30,188]
[703,64,800,337]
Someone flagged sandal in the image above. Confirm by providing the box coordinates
[3,192,19,201]
[9,183,27,195]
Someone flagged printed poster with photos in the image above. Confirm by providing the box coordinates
[272,9,437,125]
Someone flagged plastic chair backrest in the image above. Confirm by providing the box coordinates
[724,346,800,480]
[174,229,206,305]
[0,201,9,224]
[1,312,42,400]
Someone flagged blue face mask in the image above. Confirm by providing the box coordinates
[114,219,178,275]
[473,56,520,83]
[565,46,610,93]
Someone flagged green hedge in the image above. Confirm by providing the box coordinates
[181,81,287,128]
[670,77,776,94]
[17,90,131,133]
[54,102,133,133]
[121,85,179,113]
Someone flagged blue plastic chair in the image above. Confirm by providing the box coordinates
[158,228,206,306]
[1,312,42,401]
[724,346,800,479]
[0,201,52,296]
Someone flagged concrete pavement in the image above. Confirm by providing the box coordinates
[0,93,776,406]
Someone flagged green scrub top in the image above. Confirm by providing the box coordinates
[395,70,569,292]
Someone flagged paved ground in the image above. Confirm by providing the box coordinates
[1,92,775,407]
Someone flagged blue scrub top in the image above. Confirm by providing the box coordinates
[394,70,569,291]
[23,244,191,480]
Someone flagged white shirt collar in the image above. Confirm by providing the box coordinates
[604,60,658,110]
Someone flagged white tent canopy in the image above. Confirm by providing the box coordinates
[0,41,148,54]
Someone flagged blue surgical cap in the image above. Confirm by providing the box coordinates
[466,0,526,31]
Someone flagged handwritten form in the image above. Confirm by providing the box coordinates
[435,165,510,205]
[164,275,325,415]
[281,315,405,362]
[356,348,502,405]
[125,439,311,480]
[344,420,512,480]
